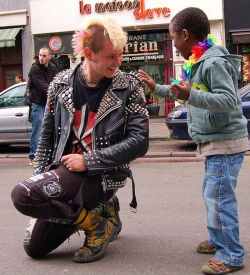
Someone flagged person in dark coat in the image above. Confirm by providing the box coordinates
[28,47,57,165]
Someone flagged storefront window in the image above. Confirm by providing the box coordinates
[121,30,174,116]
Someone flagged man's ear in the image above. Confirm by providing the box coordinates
[182,29,190,42]
[83,47,92,61]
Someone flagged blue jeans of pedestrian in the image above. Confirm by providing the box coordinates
[29,103,45,160]
[203,152,245,267]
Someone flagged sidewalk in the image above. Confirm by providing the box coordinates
[0,118,249,159]
[147,117,250,158]
[149,117,171,140]
[148,117,198,158]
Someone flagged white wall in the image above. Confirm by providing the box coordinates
[30,0,223,34]
[0,9,27,26]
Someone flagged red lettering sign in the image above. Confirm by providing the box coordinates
[133,0,171,20]
[79,0,171,19]
[79,0,91,14]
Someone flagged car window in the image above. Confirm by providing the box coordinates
[0,85,26,108]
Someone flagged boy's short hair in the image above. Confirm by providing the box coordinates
[171,7,210,41]
[72,18,127,57]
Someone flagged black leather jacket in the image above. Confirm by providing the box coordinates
[34,65,149,192]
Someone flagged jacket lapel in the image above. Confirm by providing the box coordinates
[96,70,128,121]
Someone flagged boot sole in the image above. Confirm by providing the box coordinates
[72,226,119,263]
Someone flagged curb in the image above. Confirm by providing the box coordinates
[1,151,250,159]
[0,154,27,159]
[144,151,196,158]
[149,137,169,141]
[145,150,250,158]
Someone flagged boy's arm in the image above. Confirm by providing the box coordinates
[155,84,175,100]
[188,60,238,112]
[138,70,175,100]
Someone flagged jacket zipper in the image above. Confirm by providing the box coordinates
[92,89,122,149]
[105,117,125,135]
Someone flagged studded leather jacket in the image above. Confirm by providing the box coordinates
[34,65,149,193]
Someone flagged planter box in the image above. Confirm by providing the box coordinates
[147,104,160,116]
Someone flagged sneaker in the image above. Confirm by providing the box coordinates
[202,257,244,274]
[29,159,34,166]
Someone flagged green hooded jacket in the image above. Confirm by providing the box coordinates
[155,45,248,143]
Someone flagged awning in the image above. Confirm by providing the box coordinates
[231,30,250,44]
[0,27,21,47]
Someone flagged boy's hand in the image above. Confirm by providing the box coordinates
[138,70,156,91]
[61,154,87,172]
[171,81,191,100]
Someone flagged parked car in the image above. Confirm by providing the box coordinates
[0,82,31,145]
[166,84,250,140]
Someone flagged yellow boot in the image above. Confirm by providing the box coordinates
[95,196,122,242]
[72,207,118,263]
[106,196,122,242]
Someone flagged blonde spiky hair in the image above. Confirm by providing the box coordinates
[72,17,127,58]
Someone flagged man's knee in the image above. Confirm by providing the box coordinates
[23,218,45,258]
[23,219,75,258]
[11,184,32,215]
[24,242,46,258]
[12,184,26,209]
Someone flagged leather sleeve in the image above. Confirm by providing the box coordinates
[33,82,56,175]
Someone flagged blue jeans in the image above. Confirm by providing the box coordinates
[203,152,245,266]
[29,103,45,160]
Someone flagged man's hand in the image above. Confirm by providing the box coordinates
[61,154,87,172]
[138,70,156,91]
[170,81,191,101]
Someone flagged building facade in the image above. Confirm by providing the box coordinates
[224,0,250,86]
[0,0,31,90]
[29,0,224,116]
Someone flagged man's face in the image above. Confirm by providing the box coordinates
[89,39,123,79]
[39,49,51,67]
[169,24,192,60]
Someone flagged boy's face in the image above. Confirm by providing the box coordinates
[169,23,192,60]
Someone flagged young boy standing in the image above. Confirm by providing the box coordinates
[139,7,249,275]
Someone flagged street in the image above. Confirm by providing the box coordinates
[0,158,249,275]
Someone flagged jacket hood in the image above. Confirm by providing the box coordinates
[198,45,241,74]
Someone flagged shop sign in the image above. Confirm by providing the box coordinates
[133,0,170,20]
[79,0,171,20]
[49,36,62,51]
[35,33,73,55]
[123,33,165,62]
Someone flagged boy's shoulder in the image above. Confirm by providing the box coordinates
[201,46,241,70]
